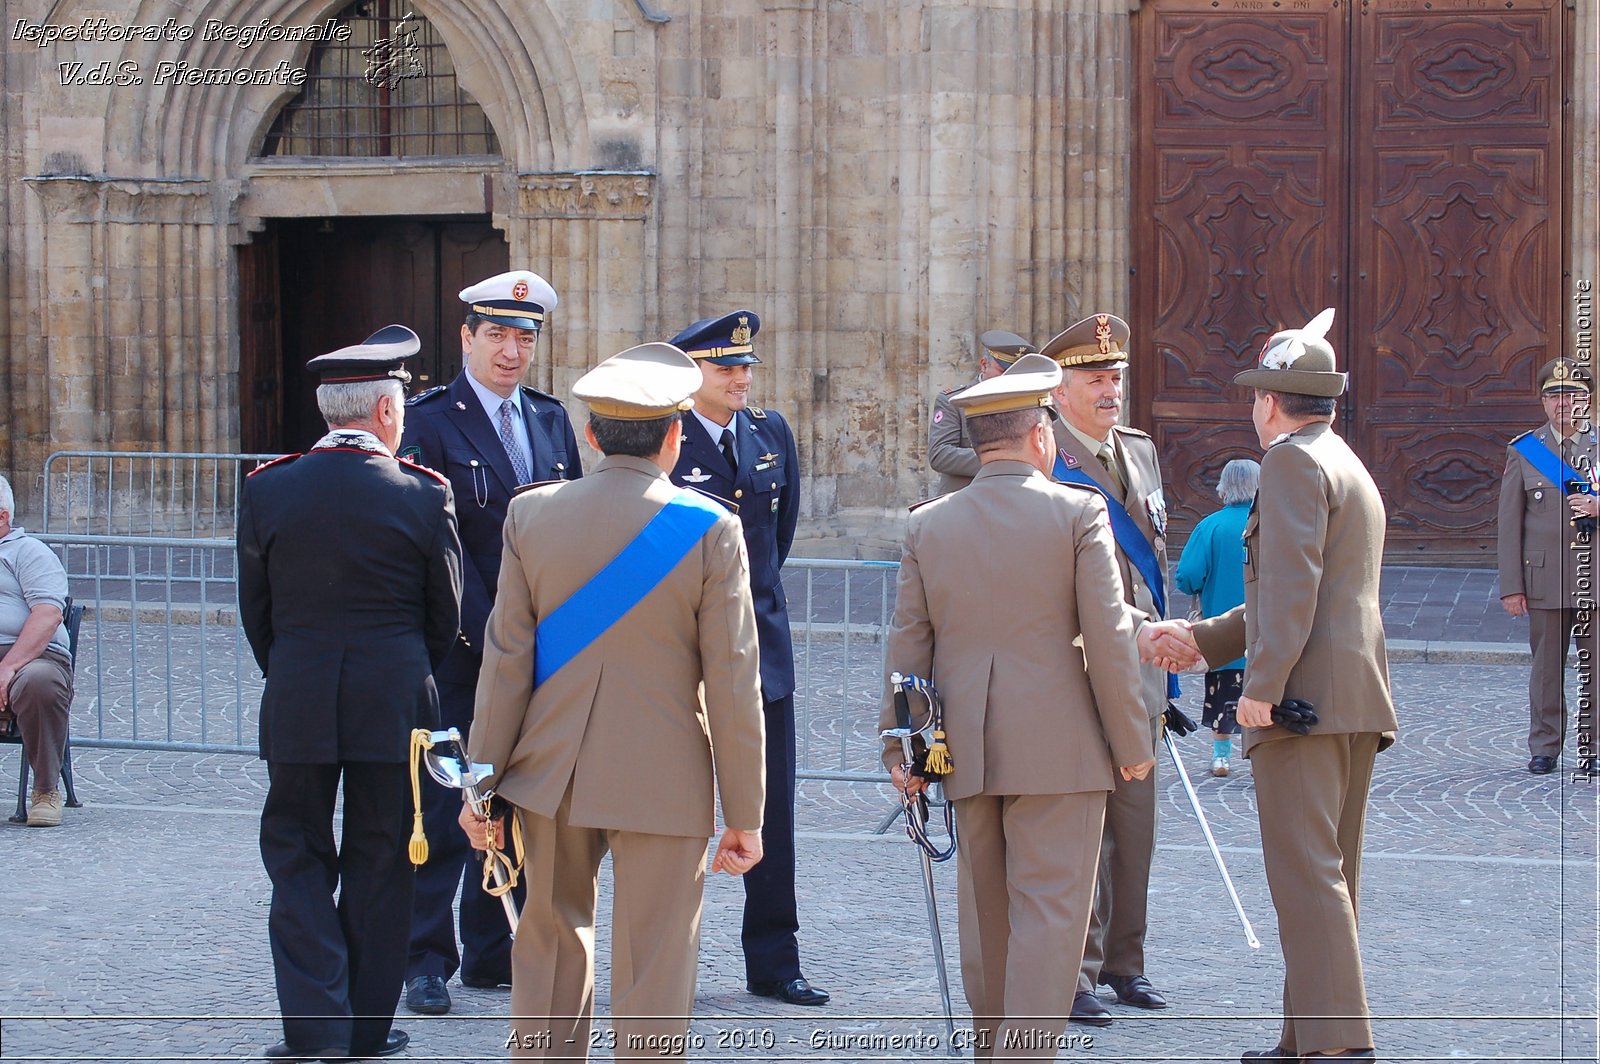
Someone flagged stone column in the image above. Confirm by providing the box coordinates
[504,171,657,399]
[25,178,240,452]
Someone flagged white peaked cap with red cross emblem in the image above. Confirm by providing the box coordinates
[459,270,559,331]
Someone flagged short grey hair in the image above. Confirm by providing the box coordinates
[0,474,12,519]
[316,379,405,428]
[1216,458,1261,505]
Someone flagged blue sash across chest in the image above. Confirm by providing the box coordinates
[1053,450,1180,700]
[534,490,723,687]
[1512,434,1596,494]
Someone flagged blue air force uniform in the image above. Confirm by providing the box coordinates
[667,311,824,1004]
[398,271,582,997]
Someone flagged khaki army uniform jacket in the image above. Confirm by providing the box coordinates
[881,461,1152,800]
[1052,420,1170,720]
[1497,422,1598,610]
[1190,422,1398,755]
[469,454,767,837]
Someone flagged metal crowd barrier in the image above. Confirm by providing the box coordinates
[42,450,279,537]
[39,531,902,780]
[42,533,257,754]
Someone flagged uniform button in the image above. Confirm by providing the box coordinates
[770,482,778,490]
[734,489,744,499]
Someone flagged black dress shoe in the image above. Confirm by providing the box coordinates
[351,1030,409,1060]
[1099,972,1168,1009]
[263,1040,349,1063]
[460,966,513,989]
[404,975,450,1015]
[1529,755,1557,775]
[1068,990,1113,1027]
[747,977,830,1006]
[1240,1049,1300,1063]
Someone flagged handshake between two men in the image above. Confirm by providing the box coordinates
[1136,619,1277,731]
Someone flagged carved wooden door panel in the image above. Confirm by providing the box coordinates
[1133,0,1348,534]
[1133,0,1567,560]
[1351,0,1565,557]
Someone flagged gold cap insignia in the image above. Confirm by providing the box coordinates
[1554,361,1570,380]
[730,315,753,347]
[1095,314,1112,354]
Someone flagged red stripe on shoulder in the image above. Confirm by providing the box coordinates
[246,453,301,477]
[398,455,450,486]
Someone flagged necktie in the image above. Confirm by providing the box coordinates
[719,428,738,473]
[498,399,532,485]
[1097,443,1126,496]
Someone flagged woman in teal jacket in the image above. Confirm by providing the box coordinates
[1174,458,1259,776]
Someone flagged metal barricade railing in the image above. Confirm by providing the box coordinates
[41,533,258,754]
[42,451,282,537]
[40,531,901,772]
[784,558,900,784]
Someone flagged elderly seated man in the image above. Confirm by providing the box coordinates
[0,474,74,827]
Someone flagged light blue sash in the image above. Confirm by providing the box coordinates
[1053,450,1181,700]
[534,491,723,687]
[1512,434,1595,495]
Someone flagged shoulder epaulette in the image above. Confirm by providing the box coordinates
[247,453,301,477]
[1111,424,1152,440]
[1508,429,1532,445]
[748,406,767,419]
[908,494,945,512]
[682,484,740,514]
[520,384,565,405]
[1054,479,1102,495]
[397,456,450,487]
[513,479,563,496]
[406,386,446,406]
[940,386,960,396]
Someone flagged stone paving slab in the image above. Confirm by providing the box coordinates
[2,658,1597,1062]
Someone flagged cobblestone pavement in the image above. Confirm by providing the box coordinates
[2,645,1596,1063]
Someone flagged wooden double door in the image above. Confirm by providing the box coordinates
[240,216,509,453]
[1133,0,1570,560]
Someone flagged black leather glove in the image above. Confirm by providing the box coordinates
[1163,703,1198,738]
[1270,698,1319,735]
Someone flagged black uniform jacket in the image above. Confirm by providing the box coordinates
[400,371,581,685]
[671,407,800,699]
[238,445,463,764]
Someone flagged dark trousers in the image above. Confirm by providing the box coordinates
[742,693,801,984]
[408,677,521,982]
[261,761,413,1055]
[2,646,72,785]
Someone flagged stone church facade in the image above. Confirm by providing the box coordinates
[3,0,1595,555]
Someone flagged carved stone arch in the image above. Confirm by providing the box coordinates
[92,0,589,179]
[415,0,589,169]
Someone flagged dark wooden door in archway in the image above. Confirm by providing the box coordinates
[238,216,508,453]
[1133,0,1568,561]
